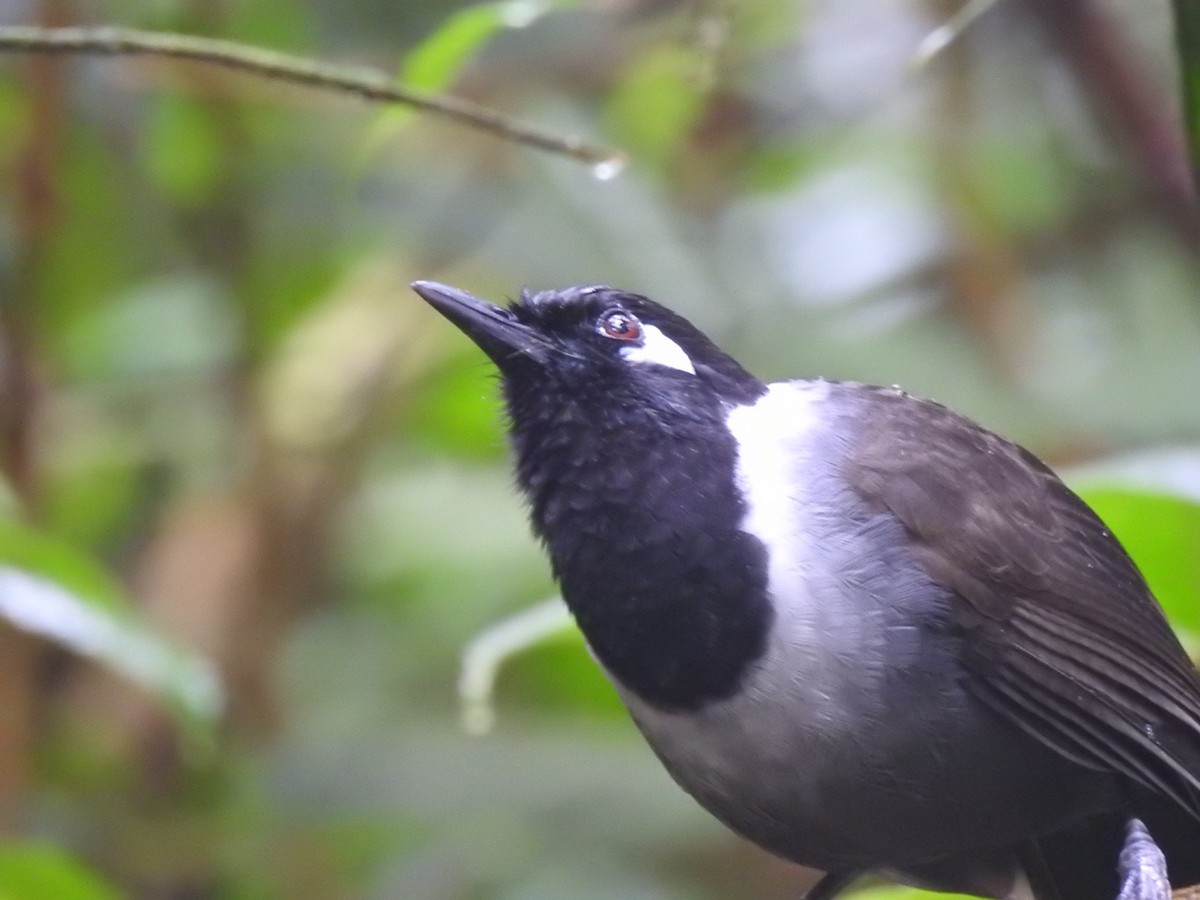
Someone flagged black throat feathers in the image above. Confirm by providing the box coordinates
[505,373,774,712]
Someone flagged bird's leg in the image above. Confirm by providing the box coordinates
[1117,818,1170,900]
[802,870,861,900]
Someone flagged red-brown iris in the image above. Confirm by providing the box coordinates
[599,310,642,341]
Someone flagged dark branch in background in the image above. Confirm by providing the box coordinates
[1024,0,1200,252]
[1174,0,1200,205]
[0,0,76,839]
[0,25,626,170]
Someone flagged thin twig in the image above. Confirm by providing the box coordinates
[0,25,626,169]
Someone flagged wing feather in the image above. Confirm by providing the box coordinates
[840,384,1200,820]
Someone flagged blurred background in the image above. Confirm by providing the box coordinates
[1,0,1199,897]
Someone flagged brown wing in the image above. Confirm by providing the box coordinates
[841,384,1200,819]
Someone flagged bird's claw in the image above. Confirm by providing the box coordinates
[1117,818,1170,900]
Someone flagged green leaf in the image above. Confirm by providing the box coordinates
[968,141,1068,233]
[144,95,225,206]
[1073,488,1200,634]
[0,522,222,740]
[604,45,707,173]
[404,4,510,93]
[407,353,508,459]
[362,1,539,158]
[742,141,819,194]
[0,841,121,900]
[850,888,974,900]
[1065,449,1200,636]
[227,0,314,50]
[501,625,626,722]
[0,521,128,613]
[39,131,141,337]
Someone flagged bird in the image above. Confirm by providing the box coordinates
[410,279,1200,900]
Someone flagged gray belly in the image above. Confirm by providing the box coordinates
[609,495,1114,893]
[617,651,1109,887]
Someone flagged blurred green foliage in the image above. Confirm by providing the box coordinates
[1079,488,1200,635]
[0,842,121,900]
[0,1,1198,898]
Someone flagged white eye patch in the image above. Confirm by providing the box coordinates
[619,324,696,375]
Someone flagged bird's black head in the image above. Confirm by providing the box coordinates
[412,281,775,711]
[410,281,765,409]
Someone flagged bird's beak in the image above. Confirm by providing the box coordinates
[412,281,551,368]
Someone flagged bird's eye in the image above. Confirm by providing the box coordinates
[598,310,643,341]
